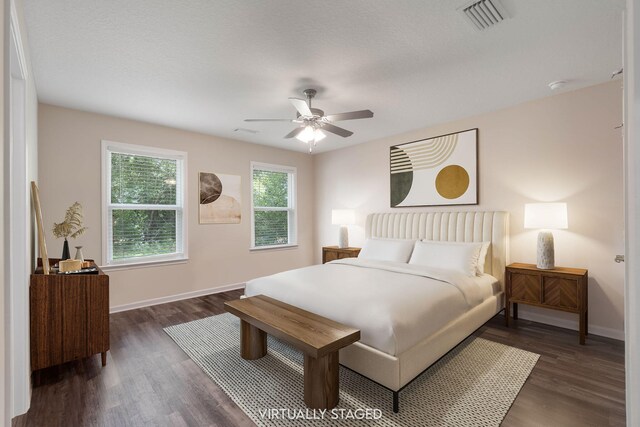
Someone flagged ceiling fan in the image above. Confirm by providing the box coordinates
[245,89,374,152]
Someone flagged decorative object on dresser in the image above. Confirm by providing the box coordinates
[505,263,588,344]
[52,201,88,260]
[74,245,84,262]
[524,202,568,269]
[58,259,83,272]
[331,209,355,248]
[322,246,361,264]
[199,172,242,224]
[31,182,50,274]
[390,128,478,207]
[224,295,360,410]
[30,258,110,371]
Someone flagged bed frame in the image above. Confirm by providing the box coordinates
[338,211,509,412]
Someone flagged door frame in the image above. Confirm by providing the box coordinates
[625,2,639,426]
[7,0,30,417]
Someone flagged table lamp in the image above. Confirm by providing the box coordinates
[524,202,568,269]
[331,209,355,249]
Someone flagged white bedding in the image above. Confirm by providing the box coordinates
[244,258,498,356]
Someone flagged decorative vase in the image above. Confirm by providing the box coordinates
[536,231,555,270]
[74,246,84,262]
[61,238,70,260]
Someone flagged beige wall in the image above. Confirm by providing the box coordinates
[37,82,625,338]
[314,81,625,339]
[38,104,315,308]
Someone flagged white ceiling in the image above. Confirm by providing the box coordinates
[23,0,625,153]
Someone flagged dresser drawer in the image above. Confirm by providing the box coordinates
[542,276,579,309]
[324,250,338,263]
[510,272,541,303]
[322,246,361,264]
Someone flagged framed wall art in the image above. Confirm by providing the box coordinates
[199,172,241,224]
[390,128,478,207]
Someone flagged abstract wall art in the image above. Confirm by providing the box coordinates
[390,128,478,207]
[199,172,241,224]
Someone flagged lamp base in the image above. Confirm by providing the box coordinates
[338,226,349,249]
[537,231,555,269]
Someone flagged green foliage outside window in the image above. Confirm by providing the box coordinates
[253,169,291,247]
[111,153,177,205]
[110,153,179,260]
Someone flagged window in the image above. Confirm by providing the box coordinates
[102,141,187,267]
[251,162,297,249]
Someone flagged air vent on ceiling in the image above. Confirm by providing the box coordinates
[459,0,509,31]
[233,128,258,134]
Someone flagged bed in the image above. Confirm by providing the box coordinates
[244,211,509,411]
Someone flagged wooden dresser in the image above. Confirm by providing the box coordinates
[30,258,110,370]
[505,263,588,344]
[322,246,361,264]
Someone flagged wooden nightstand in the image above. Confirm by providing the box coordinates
[322,246,361,264]
[505,263,588,344]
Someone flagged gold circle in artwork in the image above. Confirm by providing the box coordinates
[435,165,470,199]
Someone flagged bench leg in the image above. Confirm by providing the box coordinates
[304,351,339,410]
[393,391,399,413]
[240,320,267,360]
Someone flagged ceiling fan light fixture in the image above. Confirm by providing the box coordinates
[296,125,315,143]
[296,126,326,144]
[245,88,373,152]
[314,128,326,142]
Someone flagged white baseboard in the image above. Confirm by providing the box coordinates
[109,282,246,314]
[514,311,625,341]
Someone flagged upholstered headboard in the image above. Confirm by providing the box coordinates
[365,211,509,285]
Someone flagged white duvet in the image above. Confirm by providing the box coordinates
[244,258,496,356]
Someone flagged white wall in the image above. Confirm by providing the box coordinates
[314,81,625,339]
[38,104,315,308]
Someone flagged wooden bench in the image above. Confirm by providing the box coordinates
[224,295,360,410]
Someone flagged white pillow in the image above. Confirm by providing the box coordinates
[477,242,491,275]
[358,238,416,263]
[409,240,483,277]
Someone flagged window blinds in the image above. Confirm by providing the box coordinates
[105,147,185,264]
[251,165,296,248]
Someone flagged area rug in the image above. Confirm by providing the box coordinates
[165,313,539,426]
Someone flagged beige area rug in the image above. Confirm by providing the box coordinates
[165,313,539,426]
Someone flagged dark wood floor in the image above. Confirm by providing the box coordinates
[13,290,625,426]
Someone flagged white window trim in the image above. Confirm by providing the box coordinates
[250,161,297,250]
[101,140,188,270]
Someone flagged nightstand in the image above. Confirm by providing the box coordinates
[505,263,588,344]
[322,246,361,264]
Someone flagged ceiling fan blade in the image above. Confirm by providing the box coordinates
[320,122,353,138]
[244,118,295,122]
[288,98,313,117]
[324,110,374,122]
[284,127,305,139]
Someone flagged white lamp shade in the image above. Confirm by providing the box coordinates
[331,209,355,225]
[524,203,568,229]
